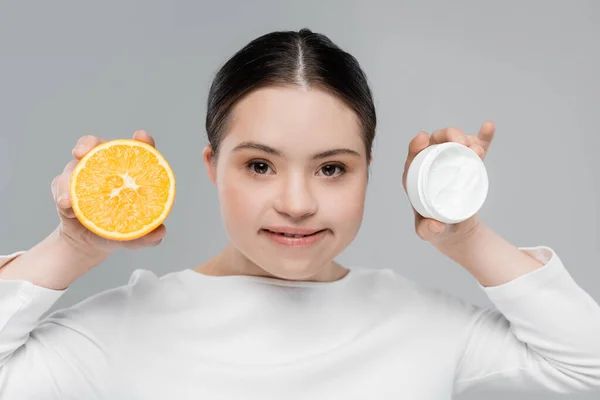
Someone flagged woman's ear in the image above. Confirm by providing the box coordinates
[203,145,216,184]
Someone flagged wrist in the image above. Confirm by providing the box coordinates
[434,217,486,252]
[0,228,111,290]
[55,224,112,260]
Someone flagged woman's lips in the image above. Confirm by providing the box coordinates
[261,228,327,248]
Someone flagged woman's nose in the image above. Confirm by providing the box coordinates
[274,177,318,219]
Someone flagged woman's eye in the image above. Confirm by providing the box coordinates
[319,164,346,178]
[248,162,272,175]
[246,162,345,178]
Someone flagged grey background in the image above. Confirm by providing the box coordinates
[1,1,598,399]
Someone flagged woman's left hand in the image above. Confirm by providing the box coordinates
[402,120,496,245]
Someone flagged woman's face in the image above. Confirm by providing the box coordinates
[204,85,370,281]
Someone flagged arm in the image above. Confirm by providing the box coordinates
[442,224,600,394]
[435,222,545,287]
[0,229,120,399]
[402,123,600,393]
[0,226,110,290]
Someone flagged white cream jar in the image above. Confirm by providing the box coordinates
[405,142,489,224]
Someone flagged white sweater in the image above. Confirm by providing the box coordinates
[0,246,600,399]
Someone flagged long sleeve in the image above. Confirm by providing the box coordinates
[453,246,600,395]
[0,251,124,400]
[0,252,64,366]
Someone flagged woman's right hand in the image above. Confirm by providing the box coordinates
[51,130,168,256]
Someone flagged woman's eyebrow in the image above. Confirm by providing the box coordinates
[232,141,361,159]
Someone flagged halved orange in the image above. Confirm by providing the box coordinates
[70,139,176,241]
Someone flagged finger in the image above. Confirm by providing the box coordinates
[56,159,79,211]
[415,217,446,241]
[402,131,430,190]
[430,127,468,146]
[477,120,495,154]
[123,224,167,248]
[470,143,485,159]
[133,129,155,147]
[145,224,167,242]
[51,175,59,202]
[59,206,76,219]
[72,135,106,160]
[52,175,75,219]
[465,135,481,147]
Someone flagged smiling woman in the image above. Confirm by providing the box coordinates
[1,27,600,400]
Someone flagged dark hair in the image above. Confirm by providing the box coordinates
[205,28,376,161]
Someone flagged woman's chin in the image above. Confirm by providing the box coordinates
[259,259,344,282]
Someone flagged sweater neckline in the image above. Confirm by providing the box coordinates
[178,267,358,288]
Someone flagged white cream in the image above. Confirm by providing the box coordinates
[424,148,484,221]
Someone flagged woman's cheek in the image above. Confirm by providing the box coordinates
[319,179,367,225]
[219,173,268,229]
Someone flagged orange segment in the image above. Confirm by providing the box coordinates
[70,139,176,241]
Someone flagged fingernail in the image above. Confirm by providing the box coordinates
[58,194,68,203]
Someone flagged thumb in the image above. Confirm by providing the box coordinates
[56,159,79,212]
[415,217,446,241]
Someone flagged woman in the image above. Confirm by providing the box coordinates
[0,28,599,399]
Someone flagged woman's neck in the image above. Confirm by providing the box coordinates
[194,242,349,283]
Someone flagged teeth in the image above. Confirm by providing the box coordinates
[265,229,322,238]
[282,233,306,238]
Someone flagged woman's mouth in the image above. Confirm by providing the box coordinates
[261,228,327,247]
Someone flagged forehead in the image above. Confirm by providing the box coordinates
[223,85,364,154]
